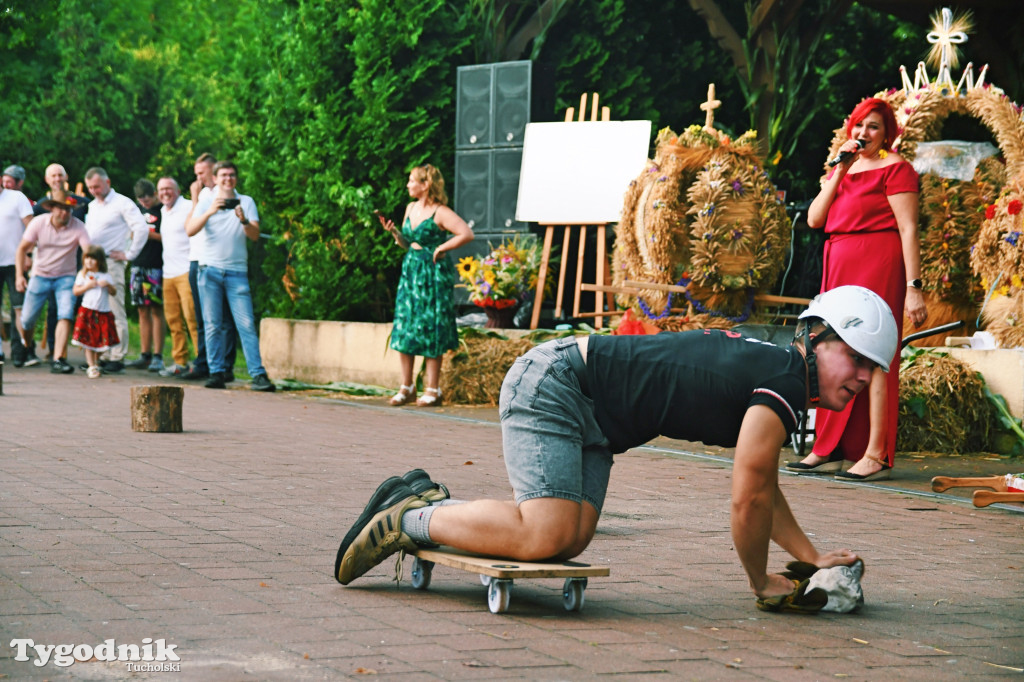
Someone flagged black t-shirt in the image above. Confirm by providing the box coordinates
[585,330,807,454]
[132,204,162,268]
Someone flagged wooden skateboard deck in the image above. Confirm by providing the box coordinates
[409,547,609,613]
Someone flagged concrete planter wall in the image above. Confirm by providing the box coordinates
[947,348,1024,419]
[259,318,420,388]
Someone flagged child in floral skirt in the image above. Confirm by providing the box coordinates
[72,245,120,378]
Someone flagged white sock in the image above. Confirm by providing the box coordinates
[402,505,435,544]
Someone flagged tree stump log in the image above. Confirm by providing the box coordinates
[130,385,184,432]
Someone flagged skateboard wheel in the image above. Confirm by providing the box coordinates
[563,578,585,611]
[479,574,491,587]
[487,579,512,613]
[411,558,433,590]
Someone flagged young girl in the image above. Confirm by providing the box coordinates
[72,245,120,379]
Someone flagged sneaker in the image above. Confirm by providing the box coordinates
[402,469,450,504]
[87,366,101,379]
[250,374,276,392]
[181,367,209,380]
[102,360,125,374]
[204,372,226,389]
[126,354,152,369]
[147,356,165,372]
[159,363,189,377]
[22,352,41,367]
[50,358,74,374]
[225,371,236,383]
[335,477,427,585]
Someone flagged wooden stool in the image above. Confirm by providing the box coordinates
[130,385,184,432]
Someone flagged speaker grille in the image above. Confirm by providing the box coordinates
[456,66,493,148]
[493,62,531,147]
[454,150,492,230]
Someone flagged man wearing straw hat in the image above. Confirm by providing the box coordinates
[14,192,91,374]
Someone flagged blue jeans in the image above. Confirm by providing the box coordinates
[197,265,265,377]
[498,337,613,513]
[21,275,76,328]
[189,260,236,374]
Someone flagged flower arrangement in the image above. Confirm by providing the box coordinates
[456,236,547,308]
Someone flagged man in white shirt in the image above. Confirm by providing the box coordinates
[186,161,274,392]
[83,167,149,372]
[156,177,198,377]
[181,152,237,380]
[0,170,35,366]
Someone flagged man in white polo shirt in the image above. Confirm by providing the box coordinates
[83,167,149,372]
[0,170,34,366]
[186,161,274,392]
[156,177,198,377]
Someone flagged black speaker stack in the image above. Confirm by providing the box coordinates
[451,61,553,285]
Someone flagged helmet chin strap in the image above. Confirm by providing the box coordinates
[798,325,837,405]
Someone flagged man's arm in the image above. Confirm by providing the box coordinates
[121,201,150,261]
[186,199,217,237]
[730,405,808,598]
[732,405,859,598]
[235,203,259,242]
[14,239,34,291]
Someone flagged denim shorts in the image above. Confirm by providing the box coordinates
[21,275,76,327]
[498,337,613,512]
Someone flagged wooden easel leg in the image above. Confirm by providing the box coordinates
[595,224,606,329]
[572,226,586,319]
[531,225,555,330]
[555,226,571,319]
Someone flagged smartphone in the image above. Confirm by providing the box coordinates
[221,198,240,210]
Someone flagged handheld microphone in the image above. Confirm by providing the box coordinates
[827,139,866,167]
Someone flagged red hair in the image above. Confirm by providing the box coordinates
[846,98,899,150]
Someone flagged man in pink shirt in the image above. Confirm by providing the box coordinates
[15,192,91,374]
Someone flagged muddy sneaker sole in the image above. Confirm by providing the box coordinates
[335,477,425,584]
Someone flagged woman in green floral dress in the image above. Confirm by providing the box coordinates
[378,164,474,406]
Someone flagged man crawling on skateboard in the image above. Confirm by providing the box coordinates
[335,285,898,612]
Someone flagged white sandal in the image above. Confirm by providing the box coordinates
[416,387,442,407]
[389,385,416,406]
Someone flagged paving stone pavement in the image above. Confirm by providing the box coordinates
[1,359,1023,681]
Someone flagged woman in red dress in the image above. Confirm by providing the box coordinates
[787,98,928,481]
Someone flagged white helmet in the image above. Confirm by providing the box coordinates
[798,285,898,372]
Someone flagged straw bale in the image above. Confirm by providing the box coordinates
[897,351,996,453]
[440,335,537,405]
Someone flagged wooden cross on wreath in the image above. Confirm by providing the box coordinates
[701,83,721,134]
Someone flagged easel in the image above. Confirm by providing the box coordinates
[529,93,617,330]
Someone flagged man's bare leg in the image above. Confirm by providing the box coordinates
[428,497,599,562]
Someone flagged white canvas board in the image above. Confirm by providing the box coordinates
[515,120,652,224]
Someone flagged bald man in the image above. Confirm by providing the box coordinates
[32,164,90,361]
[35,164,89,220]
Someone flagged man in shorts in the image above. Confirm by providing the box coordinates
[14,192,91,374]
[124,179,166,372]
[334,286,898,611]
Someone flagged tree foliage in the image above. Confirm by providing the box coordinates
[3,0,1012,322]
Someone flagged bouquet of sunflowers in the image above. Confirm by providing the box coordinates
[456,236,548,309]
